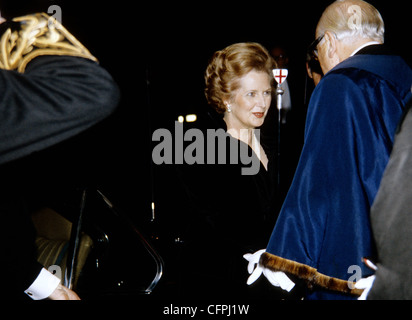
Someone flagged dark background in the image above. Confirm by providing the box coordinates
[0,0,410,299]
[1,0,409,217]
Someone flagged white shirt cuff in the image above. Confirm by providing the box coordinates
[24,268,61,300]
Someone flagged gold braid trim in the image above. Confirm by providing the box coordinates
[260,252,364,296]
[0,12,97,73]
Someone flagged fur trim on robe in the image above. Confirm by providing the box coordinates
[260,252,363,296]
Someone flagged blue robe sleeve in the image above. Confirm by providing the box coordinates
[263,68,404,299]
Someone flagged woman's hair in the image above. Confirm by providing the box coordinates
[204,42,276,114]
[316,0,384,43]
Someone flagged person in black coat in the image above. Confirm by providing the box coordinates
[175,42,285,299]
[355,96,412,299]
[0,12,119,299]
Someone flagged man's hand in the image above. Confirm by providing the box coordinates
[354,275,375,300]
[243,249,295,292]
[243,249,266,285]
[48,284,81,300]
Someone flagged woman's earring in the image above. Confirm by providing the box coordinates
[227,104,232,113]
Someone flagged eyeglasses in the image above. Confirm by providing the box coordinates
[307,34,325,58]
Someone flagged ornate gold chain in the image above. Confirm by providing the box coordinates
[0,12,97,73]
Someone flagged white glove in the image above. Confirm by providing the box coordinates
[243,249,295,292]
[354,275,376,300]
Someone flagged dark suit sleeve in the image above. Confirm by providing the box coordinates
[0,55,120,165]
[0,55,120,297]
[0,190,44,298]
[368,104,412,299]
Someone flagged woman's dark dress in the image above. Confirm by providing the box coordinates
[176,122,281,299]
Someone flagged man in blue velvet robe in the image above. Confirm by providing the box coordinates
[246,0,412,299]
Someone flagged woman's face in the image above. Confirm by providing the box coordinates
[225,70,272,130]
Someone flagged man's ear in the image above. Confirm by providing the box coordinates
[324,31,338,59]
